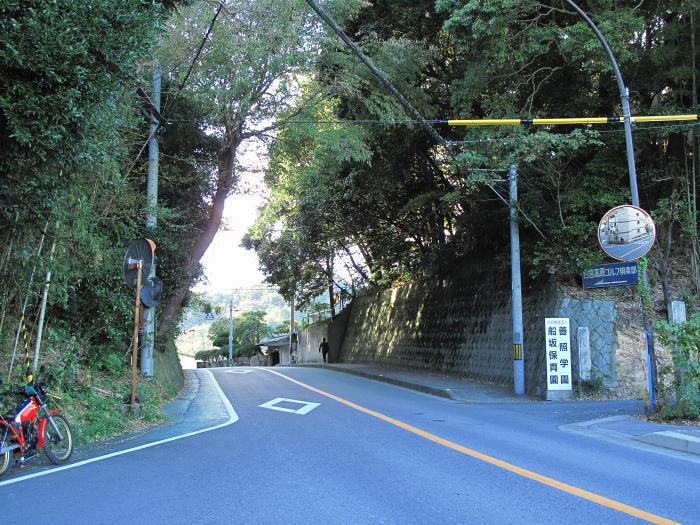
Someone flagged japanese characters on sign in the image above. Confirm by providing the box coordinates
[545,318,572,391]
[582,261,638,289]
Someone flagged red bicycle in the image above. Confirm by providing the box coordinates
[0,381,74,476]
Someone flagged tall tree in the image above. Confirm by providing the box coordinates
[155,0,326,336]
[247,0,700,305]
[244,96,371,307]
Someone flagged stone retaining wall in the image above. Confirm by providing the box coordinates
[338,265,619,397]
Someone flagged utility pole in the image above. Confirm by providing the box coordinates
[509,166,525,395]
[228,296,234,367]
[141,64,160,377]
[289,296,295,364]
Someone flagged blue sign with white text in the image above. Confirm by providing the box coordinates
[582,262,638,289]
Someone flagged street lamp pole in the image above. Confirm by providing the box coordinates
[563,1,638,201]
[565,0,656,408]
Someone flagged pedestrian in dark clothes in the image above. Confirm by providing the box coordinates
[319,337,329,363]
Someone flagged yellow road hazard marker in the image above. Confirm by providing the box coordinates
[445,113,700,127]
[265,369,680,525]
[513,343,523,360]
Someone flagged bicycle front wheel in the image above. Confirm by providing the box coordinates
[43,414,74,464]
[0,446,11,476]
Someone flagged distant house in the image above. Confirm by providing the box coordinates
[604,207,650,244]
[257,335,291,366]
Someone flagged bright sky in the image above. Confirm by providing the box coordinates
[194,143,269,293]
[195,195,265,292]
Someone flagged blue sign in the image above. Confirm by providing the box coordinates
[583,261,638,289]
[204,312,216,321]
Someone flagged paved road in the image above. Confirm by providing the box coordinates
[2,367,699,524]
[601,236,653,261]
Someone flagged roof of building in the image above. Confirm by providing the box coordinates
[257,334,289,349]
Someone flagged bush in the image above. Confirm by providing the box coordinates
[95,352,124,376]
[655,314,700,420]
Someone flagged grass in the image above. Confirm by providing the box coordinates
[53,369,177,447]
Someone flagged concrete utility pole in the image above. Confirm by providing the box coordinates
[228,296,234,367]
[509,166,525,395]
[141,64,160,377]
[289,296,295,363]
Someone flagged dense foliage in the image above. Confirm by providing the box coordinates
[0,0,195,440]
[248,0,700,316]
[1,1,166,374]
[656,313,700,418]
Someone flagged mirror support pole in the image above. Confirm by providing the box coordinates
[565,0,656,410]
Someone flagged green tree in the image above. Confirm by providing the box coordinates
[209,310,272,357]
[0,1,179,379]
[155,0,327,336]
[244,96,371,308]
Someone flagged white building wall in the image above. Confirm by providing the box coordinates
[296,322,329,363]
[279,347,291,365]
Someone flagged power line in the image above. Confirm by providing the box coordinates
[161,1,226,121]
[302,0,447,148]
[447,122,700,146]
[446,114,700,126]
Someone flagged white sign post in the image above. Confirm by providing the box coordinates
[545,318,573,400]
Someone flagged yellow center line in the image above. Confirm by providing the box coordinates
[264,369,680,525]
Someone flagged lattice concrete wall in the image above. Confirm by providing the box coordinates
[339,266,617,396]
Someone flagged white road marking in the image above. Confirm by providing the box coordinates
[0,369,238,488]
[259,397,320,415]
[226,370,254,374]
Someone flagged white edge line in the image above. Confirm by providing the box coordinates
[0,369,238,488]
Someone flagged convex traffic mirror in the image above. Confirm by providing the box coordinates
[597,205,656,262]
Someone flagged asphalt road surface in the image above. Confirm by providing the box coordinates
[601,236,654,261]
[2,367,698,524]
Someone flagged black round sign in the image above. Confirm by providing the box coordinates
[122,239,156,288]
[140,277,163,308]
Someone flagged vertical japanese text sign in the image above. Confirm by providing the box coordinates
[545,318,572,391]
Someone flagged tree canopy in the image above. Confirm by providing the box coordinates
[246,0,700,314]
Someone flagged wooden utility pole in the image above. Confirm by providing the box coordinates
[130,261,143,405]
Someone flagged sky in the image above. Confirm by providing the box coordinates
[195,192,266,293]
[194,146,269,294]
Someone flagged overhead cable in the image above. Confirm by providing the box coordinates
[302,0,447,147]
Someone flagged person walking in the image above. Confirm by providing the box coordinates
[318,337,330,363]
